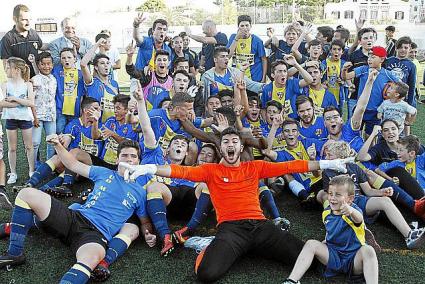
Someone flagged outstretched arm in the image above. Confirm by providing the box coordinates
[133,83,157,148]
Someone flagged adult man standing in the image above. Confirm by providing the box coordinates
[185,20,228,72]
[133,14,171,71]
[1,4,47,77]
[48,17,93,66]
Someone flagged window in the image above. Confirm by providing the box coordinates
[35,23,57,33]
[360,9,368,19]
[371,10,378,20]
[331,11,340,19]
[344,10,354,19]
[382,10,389,19]
[395,11,404,20]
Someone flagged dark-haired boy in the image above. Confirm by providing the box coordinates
[296,96,328,140]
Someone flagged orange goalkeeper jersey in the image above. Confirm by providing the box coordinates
[170,160,309,224]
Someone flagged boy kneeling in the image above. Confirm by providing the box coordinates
[283,175,378,284]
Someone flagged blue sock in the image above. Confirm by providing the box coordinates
[29,162,55,187]
[59,262,91,284]
[187,192,212,232]
[39,176,64,192]
[104,234,130,266]
[63,170,75,186]
[147,194,170,239]
[8,198,34,256]
[382,180,414,209]
[259,187,281,219]
[298,189,309,200]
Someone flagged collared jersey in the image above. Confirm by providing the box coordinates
[302,86,338,117]
[135,36,172,70]
[299,116,328,140]
[261,79,301,119]
[209,70,234,96]
[86,77,119,123]
[64,118,103,157]
[69,166,150,241]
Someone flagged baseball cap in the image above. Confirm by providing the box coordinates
[371,46,387,58]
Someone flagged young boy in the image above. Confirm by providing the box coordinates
[343,46,399,135]
[282,175,379,284]
[376,135,425,193]
[52,47,86,134]
[322,40,347,112]
[377,81,416,135]
[333,28,350,61]
[316,26,334,59]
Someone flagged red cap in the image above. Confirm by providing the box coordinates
[371,46,387,58]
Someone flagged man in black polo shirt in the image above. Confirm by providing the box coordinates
[1,4,47,77]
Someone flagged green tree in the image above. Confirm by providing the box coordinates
[136,0,166,13]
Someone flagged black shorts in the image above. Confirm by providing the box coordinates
[167,185,197,219]
[40,197,108,254]
[5,119,33,130]
[89,154,118,170]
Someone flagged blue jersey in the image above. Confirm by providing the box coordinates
[260,122,286,152]
[153,90,171,109]
[275,139,325,189]
[384,57,417,107]
[378,153,425,189]
[86,77,119,123]
[99,117,138,165]
[69,166,150,241]
[142,143,196,188]
[261,79,301,119]
[52,65,85,117]
[228,34,266,82]
[299,116,328,140]
[64,118,104,157]
[135,36,172,70]
[332,120,364,153]
[272,40,307,60]
[354,66,399,120]
[301,87,338,117]
[322,204,365,254]
[209,70,234,96]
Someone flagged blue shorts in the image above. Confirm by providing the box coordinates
[325,246,357,278]
[354,195,380,224]
[5,119,33,130]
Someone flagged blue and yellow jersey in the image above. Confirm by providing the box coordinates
[228,34,266,82]
[52,65,85,117]
[69,166,150,241]
[86,77,119,123]
[275,139,325,189]
[261,79,301,119]
[142,143,196,188]
[337,120,364,153]
[135,36,172,70]
[299,116,328,140]
[64,118,104,157]
[378,153,425,188]
[242,117,264,157]
[301,86,338,117]
[152,90,171,109]
[322,204,365,253]
[322,59,345,105]
[260,122,286,152]
[99,117,138,165]
[209,70,234,96]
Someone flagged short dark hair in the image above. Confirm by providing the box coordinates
[323,106,341,116]
[398,135,420,155]
[331,39,345,50]
[179,31,188,38]
[200,143,219,163]
[117,140,141,158]
[396,36,412,49]
[36,52,53,64]
[391,81,409,98]
[93,54,110,66]
[237,15,251,26]
[381,118,400,130]
[153,19,168,30]
[81,96,99,111]
[173,57,189,69]
[155,49,170,58]
[216,106,236,126]
[358,28,377,39]
[329,175,355,195]
[159,98,171,108]
[248,94,260,105]
[265,100,283,112]
[281,118,299,129]
[335,28,350,42]
[60,47,76,58]
[385,25,395,32]
[113,94,131,108]
[95,33,109,43]
[411,42,418,49]
[170,92,194,107]
[220,127,241,142]
[13,4,29,18]
[169,134,190,149]
[173,69,190,80]
[271,59,287,74]
[214,46,230,57]
[307,39,322,48]
[317,26,334,43]
[295,95,314,110]
[218,89,234,100]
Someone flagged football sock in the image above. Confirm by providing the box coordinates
[63,169,75,186]
[147,192,170,239]
[187,191,212,232]
[39,174,64,192]
[28,160,56,187]
[381,180,414,209]
[8,198,34,256]
[59,262,92,284]
[259,185,280,219]
[104,234,131,266]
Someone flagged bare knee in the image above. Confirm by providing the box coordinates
[304,239,322,251]
[380,196,394,208]
[17,187,41,202]
[119,223,140,241]
[360,245,377,259]
[76,244,106,270]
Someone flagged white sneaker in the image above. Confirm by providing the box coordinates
[29,172,34,178]
[184,236,215,254]
[406,227,425,249]
[7,173,18,185]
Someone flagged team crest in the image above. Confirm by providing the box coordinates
[240,42,246,50]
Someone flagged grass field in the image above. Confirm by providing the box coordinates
[0,61,425,283]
